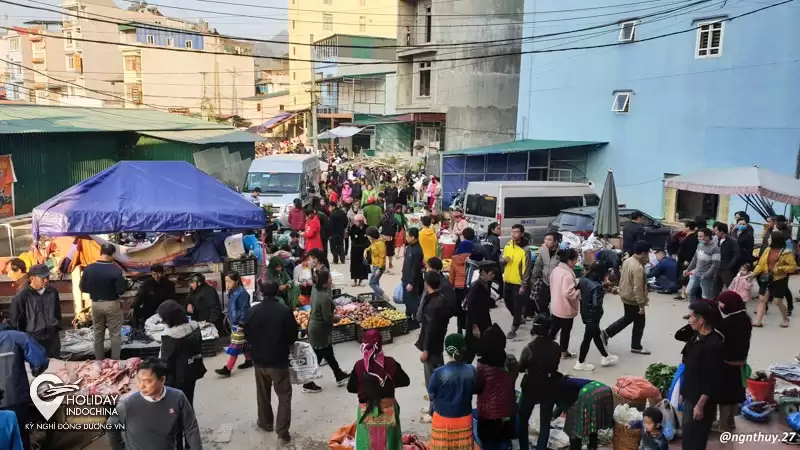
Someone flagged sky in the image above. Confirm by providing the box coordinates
[0,0,289,39]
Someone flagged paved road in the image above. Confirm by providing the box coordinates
[191,258,800,449]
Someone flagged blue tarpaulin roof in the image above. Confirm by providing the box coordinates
[32,161,265,238]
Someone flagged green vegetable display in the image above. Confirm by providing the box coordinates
[645,363,678,397]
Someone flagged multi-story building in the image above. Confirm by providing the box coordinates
[513,0,800,222]
[118,24,255,117]
[393,0,523,157]
[256,58,290,95]
[2,28,33,102]
[1,22,68,104]
[287,0,399,115]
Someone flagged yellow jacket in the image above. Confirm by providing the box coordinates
[368,240,386,268]
[419,226,438,262]
[753,248,797,280]
[502,241,528,285]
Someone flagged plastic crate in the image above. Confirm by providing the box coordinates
[356,325,393,344]
[390,318,409,337]
[333,293,360,304]
[201,338,219,358]
[331,323,357,344]
[223,256,258,276]
[357,292,376,303]
[371,300,396,311]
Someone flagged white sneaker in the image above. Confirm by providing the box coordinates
[574,362,595,371]
[601,355,619,367]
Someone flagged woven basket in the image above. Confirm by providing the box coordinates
[613,391,647,411]
[612,422,642,450]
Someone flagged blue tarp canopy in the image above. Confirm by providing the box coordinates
[32,161,265,238]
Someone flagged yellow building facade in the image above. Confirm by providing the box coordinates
[287,0,398,111]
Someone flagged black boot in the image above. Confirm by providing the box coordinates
[238,360,253,370]
[215,366,232,377]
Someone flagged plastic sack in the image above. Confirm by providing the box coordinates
[788,412,800,432]
[613,404,643,425]
[289,341,322,385]
[329,422,356,450]
[653,399,677,441]
[613,376,662,402]
[393,283,405,304]
[667,364,685,411]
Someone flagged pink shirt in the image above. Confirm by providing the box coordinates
[549,263,580,319]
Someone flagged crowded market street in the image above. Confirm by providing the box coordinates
[189,259,800,450]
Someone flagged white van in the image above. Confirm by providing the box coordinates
[242,154,321,225]
[464,181,599,245]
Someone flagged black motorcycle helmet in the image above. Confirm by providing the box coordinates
[189,273,205,286]
[531,313,552,337]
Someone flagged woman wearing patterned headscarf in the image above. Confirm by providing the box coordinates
[427,333,481,450]
[347,329,410,450]
[349,214,370,287]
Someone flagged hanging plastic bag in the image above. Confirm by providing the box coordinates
[653,399,677,441]
[289,341,322,385]
[393,283,405,304]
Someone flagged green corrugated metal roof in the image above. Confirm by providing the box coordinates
[139,129,265,144]
[443,139,608,156]
[0,105,234,134]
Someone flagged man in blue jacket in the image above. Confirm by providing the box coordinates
[0,318,49,450]
[649,250,679,294]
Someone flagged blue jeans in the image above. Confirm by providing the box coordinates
[687,275,716,304]
[369,266,385,298]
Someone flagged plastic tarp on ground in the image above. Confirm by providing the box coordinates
[32,161,265,238]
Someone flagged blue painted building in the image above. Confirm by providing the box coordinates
[134,27,203,50]
[516,0,800,223]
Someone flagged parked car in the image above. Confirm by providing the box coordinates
[548,207,676,250]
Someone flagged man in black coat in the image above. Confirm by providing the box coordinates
[713,222,740,292]
[402,228,425,330]
[10,264,61,357]
[416,271,450,417]
[131,264,176,329]
[328,203,349,265]
[244,280,298,443]
[622,212,646,256]
[186,273,222,331]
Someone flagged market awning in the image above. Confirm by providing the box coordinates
[140,129,265,145]
[317,126,365,140]
[246,112,296,133]
[443,139,607,156]
[664,167,800,205]
[32,161,265,238]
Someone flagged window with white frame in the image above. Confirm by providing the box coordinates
[618,21,636,42]
[33,41,45,53]
[166,37,175,47]
[418,61,431,97]
[9,37,19,51]
[611,91,631,113]
[323,13,333,31]
[359,16,366,32]
[36,90,48,100]
[146,34,155,45]
[64,31,73,44]
[185,40,193,49]
[66,56,74,70]
[696,21,723,58]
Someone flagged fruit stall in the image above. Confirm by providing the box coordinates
[292,291,407,345]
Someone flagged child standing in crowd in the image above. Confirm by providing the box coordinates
[628,407,669,450]
[367,226,387,300]
[727,263,754,302]
[216,271,251,377]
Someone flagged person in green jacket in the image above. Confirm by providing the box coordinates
[304,269,350,393]
[362,196,383,228]
[266,256,292,306]
[361,183,378,206]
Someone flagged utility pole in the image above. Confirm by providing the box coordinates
[309,33,318,153]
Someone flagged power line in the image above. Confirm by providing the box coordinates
[6,0,708,49]
[191,0,679,17]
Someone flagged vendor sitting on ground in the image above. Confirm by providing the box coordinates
[131,264,175,329]
[648,250,678,294]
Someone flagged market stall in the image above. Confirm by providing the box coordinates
[30,161,266,361]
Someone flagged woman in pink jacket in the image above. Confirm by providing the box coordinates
[548,248,581,359]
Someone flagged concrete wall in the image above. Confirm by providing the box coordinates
[517,0,800,221]
[288,0,398,111]
[395,0,522,151]
[240,92,290,124]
